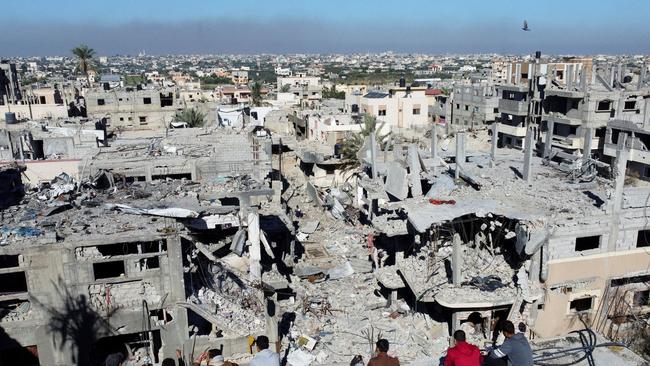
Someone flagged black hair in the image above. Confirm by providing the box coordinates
[256,335,270,350]
[105,353,125,366]
[502,320,515,334]
[376,339,389,352]
[161,359,176,366]
[453,330,466,341]
[518,322,527,333]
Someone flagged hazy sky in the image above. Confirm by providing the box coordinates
[2,0,649,56]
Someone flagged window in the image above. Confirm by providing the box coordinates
[378,109,386,116]
[128,117,133,121]
[93,261,125,280]
[624,101,636,110]
[637,230,650,247]
[97,99,105,106]
[139,116,147,123]
[456,103,460,110]
[575,235,600,251]
[119,117,124,121]
[0,272,28,294]
[143,97,152,104]
[118,98,123,102]
[570,297,593,312]
[464,105,469,111]
[597,100,612,111]
[493,108,499,113]
[633,290,650,306]
[413,108,420,115]
[0,255,19,268]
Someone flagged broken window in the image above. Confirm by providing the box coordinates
[597,100,612,111]
[378,109,386,116]
[0,272,28,294]
[633,290,650,307]
[412,108,420,115]
[139,256,159,269]
[0,255,19,268]
[97,99,105,106]
[575,235,600,251]
[570,297,593,312]
[637,230,650,247]
[624,100,636,110]
[139,116,147,124]
[493,108,498,113]
[93,261,125,280]
[143,97,152,104]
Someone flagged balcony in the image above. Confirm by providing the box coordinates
[546,112,583,126]
[498,99,527,116]
[497,122,527,137]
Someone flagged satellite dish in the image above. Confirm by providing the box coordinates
[522,20,531,31]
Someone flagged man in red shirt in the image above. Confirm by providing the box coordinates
[444,330,483,366]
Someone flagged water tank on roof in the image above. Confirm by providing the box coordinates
[4,112,16,124]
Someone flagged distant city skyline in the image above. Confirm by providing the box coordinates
[2,0,650,56]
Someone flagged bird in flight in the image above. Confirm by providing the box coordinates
[522,20,531,31]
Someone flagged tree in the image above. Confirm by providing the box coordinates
[251,81,263,107]
[174,108,206,127]
[339,114,391,168]
[280,84,291,93]
[71,44,96,86]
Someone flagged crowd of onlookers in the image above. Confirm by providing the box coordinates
[104,320,532,366]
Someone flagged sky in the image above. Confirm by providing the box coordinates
[1,0,650,56]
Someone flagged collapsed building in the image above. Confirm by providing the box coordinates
[1,80,650,365]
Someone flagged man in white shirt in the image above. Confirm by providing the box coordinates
[249,335,280,366]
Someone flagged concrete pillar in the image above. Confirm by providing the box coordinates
[407,145,422,197]
[248,210,262,282]
[522,127,534,181]
[265,295,279,345]
[431,123,438,161]
[608,133,630,251]
[612,133,629,211]
[491,122,498,167]
[582,127,593,164]
[370,131,378,179]
[543,122,553,157]
[566,64,574,90]
[452,233,462,285]
[455,133,466,180]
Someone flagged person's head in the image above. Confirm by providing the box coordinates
[255,335,270,351]
[161,359,176,366]
[501,320,516,338]
[376,339,389,353]
[105,353,125,366]
[518,322,527,333]
[453,330,466,344]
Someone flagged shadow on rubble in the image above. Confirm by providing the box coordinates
[0,325,39,365]
[35,278,116,366]
[509,166,523,179]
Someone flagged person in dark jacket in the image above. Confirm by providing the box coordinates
[444,330,482,366]
[487,321,533,366]
[368,339,400,366]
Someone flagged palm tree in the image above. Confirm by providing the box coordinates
[71,44,96,86]
[339,114,391,167]
[251,81,263,107]
[174,108,206,127]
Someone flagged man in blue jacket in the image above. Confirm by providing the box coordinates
[486,320,533,366]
